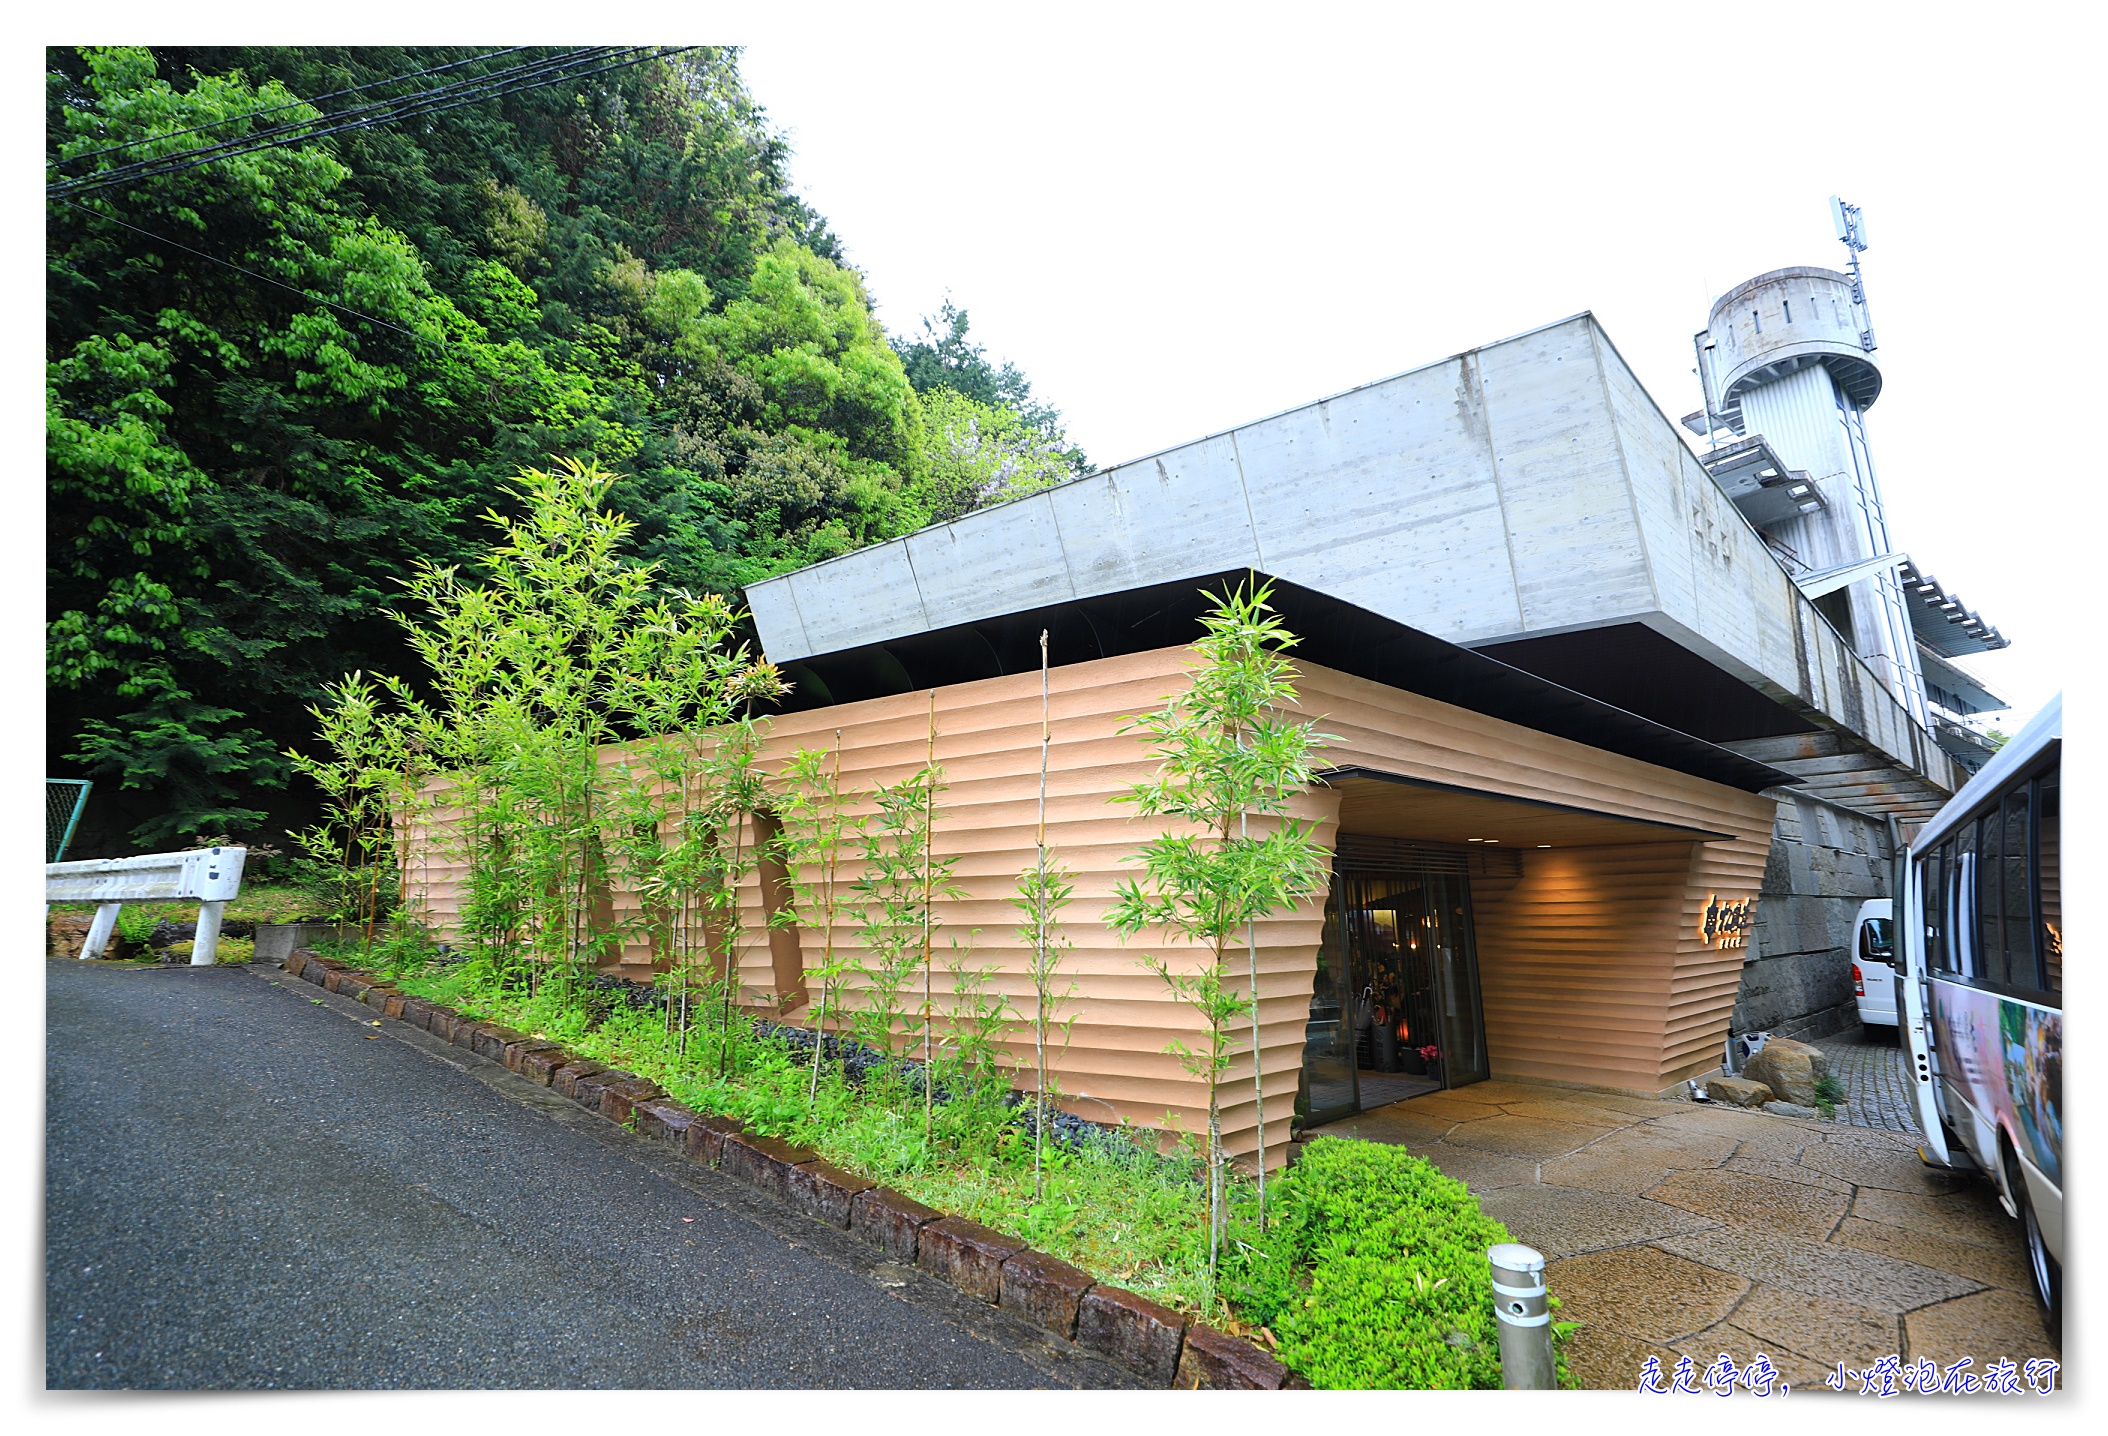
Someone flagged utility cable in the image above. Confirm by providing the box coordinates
[55,198,423,340]
[52,47,532,171]
[55,48,608,190]
[50,47,628,198]
[51,46,690,200]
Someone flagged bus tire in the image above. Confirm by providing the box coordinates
[2003,1138,2062,1343]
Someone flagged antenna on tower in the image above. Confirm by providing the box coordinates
[1830,195,1876,353]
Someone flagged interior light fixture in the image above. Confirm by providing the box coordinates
[1538,844,1552,848]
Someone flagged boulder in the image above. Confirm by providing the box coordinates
[1709,1075,1773,1108]
[1764,1100,1824,1120]
[1743,1038,1827,1106]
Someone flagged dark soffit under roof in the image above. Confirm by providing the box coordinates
[763,570,1799,794]
[1475,622,1819,745]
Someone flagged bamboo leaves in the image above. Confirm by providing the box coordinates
[1108,578,1332,1300]
[774,733,864,1107]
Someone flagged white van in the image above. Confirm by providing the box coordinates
[1852,898,1895,1037]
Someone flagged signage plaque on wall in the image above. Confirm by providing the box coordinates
[1699,894,1755,948]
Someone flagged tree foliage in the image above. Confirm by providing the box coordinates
[47,45,1078,851]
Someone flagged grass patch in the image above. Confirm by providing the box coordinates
[48,878,340,929]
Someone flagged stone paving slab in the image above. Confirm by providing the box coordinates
[1646,1105,1821,1141]
[1849,1186,2014,1249]
[1476,1184,1716,1259]
[1378,1092,1502,1125]
[1726,1128,1818,1165]
[1389,1140,1537,1193]
[1798,1142,1970,1196]
[1559,1324,1678,1393]
[1440,1114,1620,1161]
[1538,1123,1734,1196]
[1309,1077,2053,1389]
[1673,1321,1839,1393]
[1535,1089,1690,1119]
[1646,1167,1851,1242]
[1537,1150,1682,1197]
[1543,1245,1747,1344]
[1497,1097,1661,1128]
[1902,1288,2061,1378]
[1439,1079,1554,1104]
[1720,1155,1855,1193]
[1656,1227,1982,1314]
[1304,1104,1458,1149]
[1831,1217,2034,1294]
[1729,1284,1900,1371]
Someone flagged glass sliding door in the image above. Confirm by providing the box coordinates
[1428,874,1489,1085]
[1302,884,1359,1126]
[1301,853,1491,1119]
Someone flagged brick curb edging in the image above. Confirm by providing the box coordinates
[281,950,1300,1391]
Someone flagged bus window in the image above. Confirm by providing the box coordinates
[2038,770,2061,1000]
[1950,824,1978,978]
[2001,789,2032,990]
[1977,811,2005,986]
[1923,845,1947,972]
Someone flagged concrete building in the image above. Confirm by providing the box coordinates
[408,251,2013,1169]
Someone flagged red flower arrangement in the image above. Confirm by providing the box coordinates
[1418,1044,1441,1063]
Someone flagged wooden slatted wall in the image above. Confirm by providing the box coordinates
[400,646,1779,1165]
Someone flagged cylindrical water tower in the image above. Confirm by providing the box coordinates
[1694,263,1928,726]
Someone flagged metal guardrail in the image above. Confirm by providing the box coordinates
[46,846,247,966]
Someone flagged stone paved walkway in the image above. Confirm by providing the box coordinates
[1819,1029,1920,1134]
[1308,1078,2057,1393]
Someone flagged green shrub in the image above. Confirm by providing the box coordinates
[114,905,159,945]
[1223,1136,1524,1389]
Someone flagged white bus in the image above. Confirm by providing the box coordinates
[1898,692,2061,1338]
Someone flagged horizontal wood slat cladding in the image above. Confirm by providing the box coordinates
[1292,663,1777,1095]
[400,646,1779,1169]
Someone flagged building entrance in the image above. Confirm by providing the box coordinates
[1302,841,1491,1126]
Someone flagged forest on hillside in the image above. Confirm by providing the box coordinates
[47,45,1086,855]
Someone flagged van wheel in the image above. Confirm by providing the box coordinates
[2004,1141,2062,1344]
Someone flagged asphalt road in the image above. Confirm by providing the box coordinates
[46,958,1133,1390]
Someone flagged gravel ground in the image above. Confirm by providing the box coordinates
[45,959,1133,1390]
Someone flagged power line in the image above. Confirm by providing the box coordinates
[49,46,692,200]
[50,47,619,197]
[52,47,532,171]
[56,198,424,340]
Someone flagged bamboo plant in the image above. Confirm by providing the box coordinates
[1107,578,1332,1294]
[774,733,865,1105]
[1012,630,1079,1198]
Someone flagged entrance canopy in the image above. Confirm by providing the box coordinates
[1324,768,1735,848]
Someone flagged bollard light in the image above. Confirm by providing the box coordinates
[1488,1242,1557,1390]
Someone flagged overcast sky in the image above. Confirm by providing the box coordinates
[735,2,2093,729]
